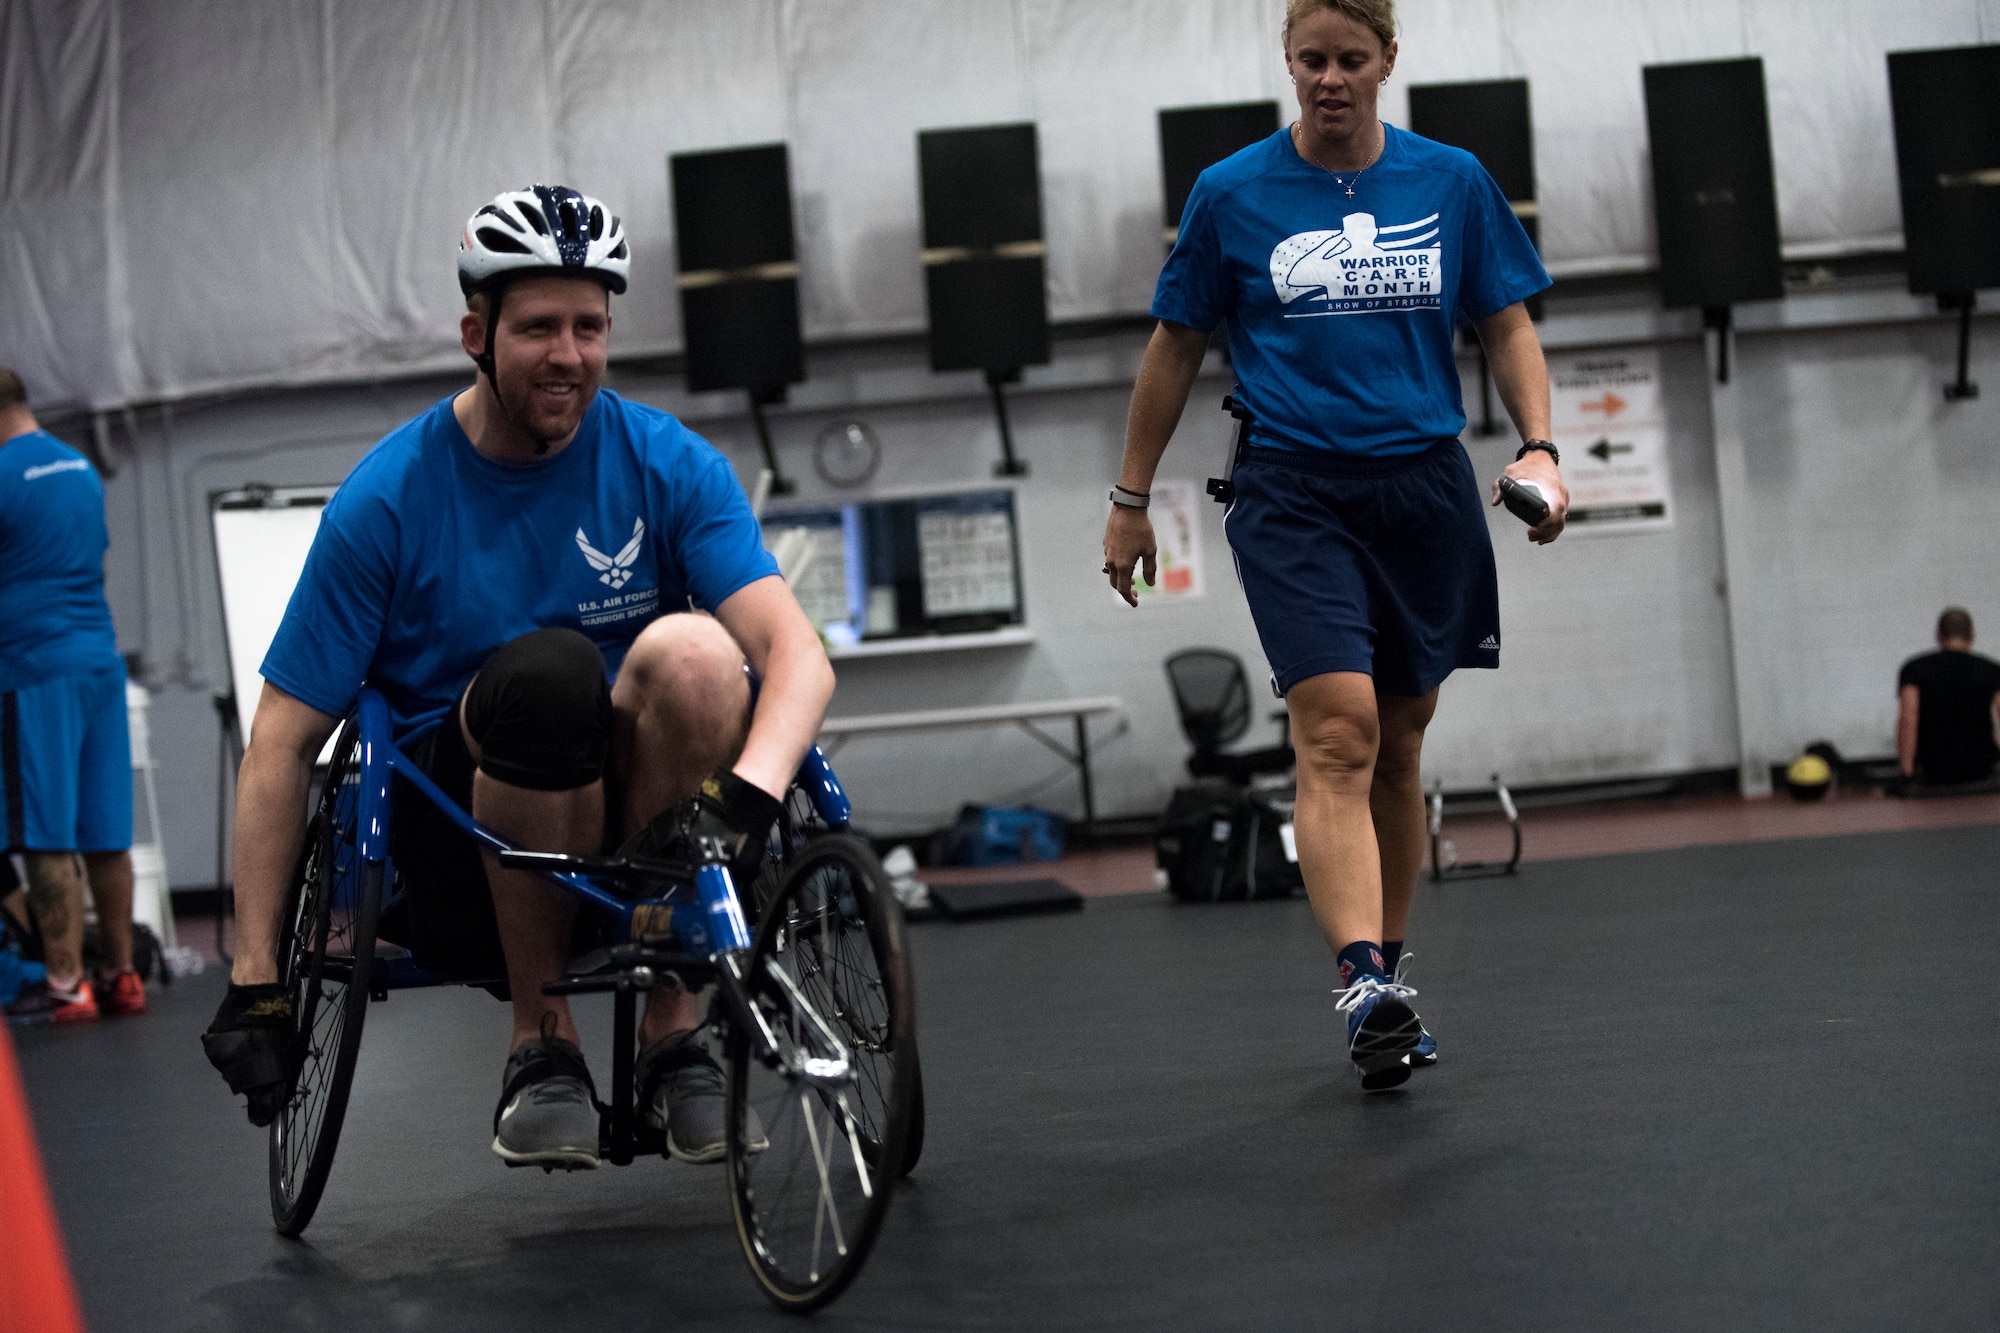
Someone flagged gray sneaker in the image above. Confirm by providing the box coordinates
[638,1031,766,1164]
[493,1036,601,1170]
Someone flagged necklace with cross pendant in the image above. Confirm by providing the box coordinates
[1296,121,1381,198]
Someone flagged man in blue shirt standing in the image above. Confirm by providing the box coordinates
[0,366,147,1025]
[201,187,834,1169]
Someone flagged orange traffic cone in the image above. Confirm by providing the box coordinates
[0,1024,86,1333]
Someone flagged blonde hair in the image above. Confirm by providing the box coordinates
[1284,0,1396,50]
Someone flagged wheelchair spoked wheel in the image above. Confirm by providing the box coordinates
[762,811,926,1179]
[780,834,924,1178]
[727,833,917,1310]
[269,721,383,1237]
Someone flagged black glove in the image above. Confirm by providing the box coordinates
[697,769,785,882]
[621,769,783,889]
[201,983,294,1127]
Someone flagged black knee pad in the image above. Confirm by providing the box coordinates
[462,629,612,791]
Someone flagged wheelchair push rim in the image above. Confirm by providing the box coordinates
[269,719,382,1237]
[761,800,926,1180]
[726,833,917,1310]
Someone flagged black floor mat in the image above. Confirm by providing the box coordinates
[927,877,1084,920]
[17,823,2000,1332]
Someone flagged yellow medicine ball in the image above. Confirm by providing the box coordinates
[1784,753,1833,801]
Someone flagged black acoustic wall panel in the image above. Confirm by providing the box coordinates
[1642,58,1784,310]
[1408,80,1537,249]
[1887,44,2000,296]
[669,143,804,395]
[917,123,1049,375]
[1158,101,1280,243]
[1409,79,1541,322]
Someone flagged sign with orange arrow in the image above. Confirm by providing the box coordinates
[1544,349,1672,535]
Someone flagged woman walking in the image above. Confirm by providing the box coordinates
[1104,0,1566,1091]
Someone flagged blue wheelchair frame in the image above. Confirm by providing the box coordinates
[347,687,852,981]
[273,681,917,1311]
[336,685,860,1164]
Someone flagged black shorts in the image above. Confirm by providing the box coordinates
[383,629,618,980]
[1224,438,1501,698]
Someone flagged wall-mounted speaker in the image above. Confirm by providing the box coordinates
[1887,43,2000,297]
[1408,78,1541,424]
[1158,101,1279,246]
[1642,58,1784,311]
[917,123,1049,377]
[1408,78,1541,329]
[669,143,803,396]
[1888,42,1997,400]
[1407,80,1537,249]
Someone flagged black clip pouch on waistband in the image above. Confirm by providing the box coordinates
[1209,393,1253,504]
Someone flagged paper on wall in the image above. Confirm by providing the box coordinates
[1546,347,1672,535]
[1134,478,1204,603]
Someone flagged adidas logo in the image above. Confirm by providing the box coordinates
[1479,635,1500,650]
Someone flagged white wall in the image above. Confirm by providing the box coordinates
[10,0,1999,882]
[1734,319,2000,759]
[8,0,1999,408]
[61,293,2000,886]
[1436,336,1743,789]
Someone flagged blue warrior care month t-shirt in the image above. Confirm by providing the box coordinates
[262,389,779,742]
[0,430,121,693]
[1153,124,1550,456]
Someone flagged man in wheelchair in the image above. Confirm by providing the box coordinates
[202,186,834,1171]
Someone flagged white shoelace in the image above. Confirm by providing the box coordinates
[1331,973,1418,1014]
[1392,949,1415,987]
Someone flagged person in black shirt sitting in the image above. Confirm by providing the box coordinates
[1897,607,2000,787]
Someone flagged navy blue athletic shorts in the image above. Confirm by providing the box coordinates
[1224,438,1500,698]
[0,664,133,852]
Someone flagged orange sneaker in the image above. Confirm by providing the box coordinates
[97,969,147,1018]
[5,978,99,1026]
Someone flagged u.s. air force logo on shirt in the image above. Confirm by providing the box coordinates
[576,517,643,589]
[574,517,659,626]
[1270,210,1442,315]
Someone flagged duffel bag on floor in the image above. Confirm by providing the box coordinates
[1155,783,1302,901]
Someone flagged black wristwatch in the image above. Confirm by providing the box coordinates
[1516,439,1559,465]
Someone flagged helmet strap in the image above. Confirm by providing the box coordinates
[471,282,550,456]
[473,282,502,397]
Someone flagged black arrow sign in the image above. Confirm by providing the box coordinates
[1587,438,1634,463]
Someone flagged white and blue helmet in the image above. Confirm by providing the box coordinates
[457,186,628,400]
[457,185,629,297]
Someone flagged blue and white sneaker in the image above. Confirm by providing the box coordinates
[1410,1029,1437,1066]
[1393,952,1437,1068]
[1333,974,1423,1092]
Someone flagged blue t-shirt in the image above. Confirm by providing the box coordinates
[0,430,120,693]
[263,389,779,741]
[1153,124,1549,456]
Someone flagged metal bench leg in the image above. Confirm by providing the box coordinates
[1075,713,1097,839]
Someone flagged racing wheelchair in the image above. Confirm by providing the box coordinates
[266,688,922,1312]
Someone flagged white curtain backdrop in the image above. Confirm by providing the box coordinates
[4,0,1995,408]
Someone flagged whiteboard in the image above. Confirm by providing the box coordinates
[209,486,335,748]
